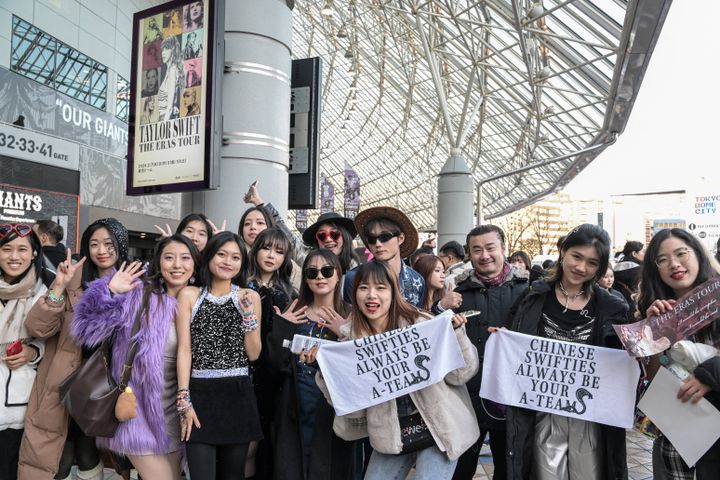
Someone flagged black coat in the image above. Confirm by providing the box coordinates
[454,267,529,429]
[265,316,355,480]
[506,280,630,480]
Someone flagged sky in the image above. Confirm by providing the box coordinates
[562,0,719,197]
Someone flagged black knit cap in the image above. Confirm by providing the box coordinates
[83,217,129,260]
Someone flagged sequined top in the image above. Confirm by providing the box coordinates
[190,285,248,371]
[541,293,597,344]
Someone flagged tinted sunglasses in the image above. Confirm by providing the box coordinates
[304,266,335,280]
[0,223,32,239]
[316,229,341,243]
[366,231,399,245]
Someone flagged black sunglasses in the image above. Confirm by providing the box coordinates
[366,231,399,245]
[304,266,335,280]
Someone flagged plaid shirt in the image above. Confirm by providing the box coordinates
[343,262,425,308]
[658,435,694,479]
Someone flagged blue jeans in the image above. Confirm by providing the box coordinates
[364,445,458,480]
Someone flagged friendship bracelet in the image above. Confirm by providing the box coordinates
[47,291,65,305]
[242,317,259,333]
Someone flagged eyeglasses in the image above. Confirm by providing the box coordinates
[0,224,32,239]
[366,231,399,245]
[654,247,693,269]
[304,266,335,280]
[316,229,341,243]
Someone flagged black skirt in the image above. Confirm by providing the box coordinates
[188,375,263,445]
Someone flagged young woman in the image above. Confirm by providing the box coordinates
[265,249,353,479]
[244,184,359,273]
[71,235,200,478]
[413,254,462,313]
[0,224,46,480]
[156,213,217,254]
[158,34,185,121]
[509,251,531,273]
[184,1,203,30]
[636,228,720,480]
[246,227,296,479]
[238,207,273,251]
[505,224,629,480]
[176,231,263,480]
[598,265,627,304]
[19,217,130,480]
[312,261,480,480]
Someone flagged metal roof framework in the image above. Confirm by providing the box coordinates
[290,0,672,229]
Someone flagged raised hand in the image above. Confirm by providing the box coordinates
[154,224,173,237]
[108,261,145,294]
[207,218,227,235]
[439,291,463,310]
[318,306,348,336]
[243,183,264,206]
[51,249,86,294]
[273,299,308,324]
[451,313,467,329]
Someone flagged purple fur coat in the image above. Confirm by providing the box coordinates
[72,276,177,455]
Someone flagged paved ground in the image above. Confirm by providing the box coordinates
[94,429,656,479]
[470,429,655,479]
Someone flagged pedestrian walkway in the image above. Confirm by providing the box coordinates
[470,429,655,479]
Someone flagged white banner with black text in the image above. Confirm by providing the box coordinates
[480,330,640,428]
[316,311,465,416]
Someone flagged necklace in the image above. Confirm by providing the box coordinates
[557,282,584,313]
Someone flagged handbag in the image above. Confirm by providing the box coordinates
[59,312,142,438]
[398,411,436,454]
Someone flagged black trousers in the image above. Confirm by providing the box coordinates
[452,428,507,480]
[0,428,23,480]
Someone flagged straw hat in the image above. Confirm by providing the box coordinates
[353,206,418,258]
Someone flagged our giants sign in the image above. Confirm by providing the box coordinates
[480,330,640,428]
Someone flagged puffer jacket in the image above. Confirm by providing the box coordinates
[18,269,83,479]
[454,265,529,428]
[506,280,629,480]
[317,315,480,461]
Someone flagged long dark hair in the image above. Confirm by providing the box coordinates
[0,225,42,284]
[249,228,294,299]
[79,221,127,288]
[199,231,248,287]
[350,260,420,337]
[548,224,610,295]
[413,254,444,310]
[238,206,274,246]
[312,221,359,273]
[176,213,213,248]
[636,229,717,319]
[295,249,346,315]
[139,234,200,323]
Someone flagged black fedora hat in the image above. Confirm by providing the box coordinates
[302,212,358,245]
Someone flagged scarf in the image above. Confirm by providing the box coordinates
[476,261,512,288]
[0,269,44,344]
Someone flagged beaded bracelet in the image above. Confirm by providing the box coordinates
[47,291,65,305]
[176,390,192,416]
[242,317,259,333]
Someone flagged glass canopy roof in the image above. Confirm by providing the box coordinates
[290,0,672,230]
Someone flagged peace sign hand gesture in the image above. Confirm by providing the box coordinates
[273,299,308,325]
[108,261,145,294]
[318,306,348,337]
[153,224,173,237]
[207,218,227,235]
[51,249,86,295]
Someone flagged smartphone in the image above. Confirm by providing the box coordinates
[460,310,482,319]
[5,339,22,357]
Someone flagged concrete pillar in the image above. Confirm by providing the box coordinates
[194,0,292,232]
[437,148,474,248]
